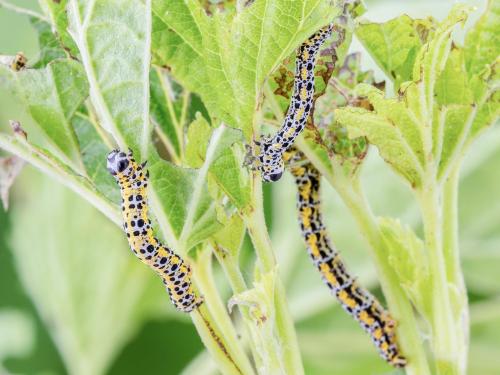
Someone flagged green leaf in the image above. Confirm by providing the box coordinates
[38,0,79,57]
[152,0,339,138]
[185,113,212,168]
[0,132,120,227]
[228,269,284,373]
[335,104,423,188]
[412,5,471,115]
[379,217,431,320]
[355,15,436,87]
[67,0,152,159]
[209,142,251,211]
[72,111,119,203]
[30,18,67,68]
[149,125,241,252]
[212,214,246,258]
[9,172,157,375]
[149,67,183,160]
[0,59,88,169]
[464,0,500,79]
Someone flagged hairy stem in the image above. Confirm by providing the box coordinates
[417,181,460,375]
[335,175,431,375]
[192,248,255,375]
[243,175,304,375]
[442,164,469,374]
[211,242,264,372]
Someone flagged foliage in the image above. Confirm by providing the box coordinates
[0,0,498,374]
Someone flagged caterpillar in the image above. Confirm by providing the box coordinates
[251,23,333,182]
[107,149,202,313]
[283,148,407,368]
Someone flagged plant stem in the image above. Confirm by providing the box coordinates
[334,176,431,375]
[192,248,255,375]
[296,139,430,374]
[442,164,469,374]
[211,242,264,372]
[243,174,304,375]
[191,305,248,375]
[417,181,460,375]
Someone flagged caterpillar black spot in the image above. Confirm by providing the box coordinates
[253,23,333,182]
[107,149,202,313]
[284,148,407,368]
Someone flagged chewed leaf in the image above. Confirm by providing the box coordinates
[0,156,25,210]
[356,15,436,87]
[335,106,423,188]
[464,0,500,79]
[152,0,339,138]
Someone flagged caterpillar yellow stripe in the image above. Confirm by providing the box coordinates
[284,148,407,368]
[107,149,202,313]
[254,23,333,182]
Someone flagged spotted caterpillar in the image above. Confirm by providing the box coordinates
[252,23,333,182]
[284,149,407,368]
[107,150,202,312]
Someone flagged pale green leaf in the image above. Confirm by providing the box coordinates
[72,111,119,203]
[30,18,67,68]
[335,106,423,188]
[379,217,431,320]
[38,0,79,57]
[9,172,157,375]
[67,0,152,159]
[209,143,251,211]
[152,0,339,138]
[186,113,212,168]
[0,59,88,169]
[212,214,246,258]
[464,0,500,79]
[355,15,436,87]
[148,125,241,251]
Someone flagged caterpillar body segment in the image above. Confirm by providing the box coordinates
[254,23,334,182]
[283,149,407,368]
[107,149,202,313]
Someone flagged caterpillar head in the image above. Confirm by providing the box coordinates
[107,149,133,178]
[261,158,284,182]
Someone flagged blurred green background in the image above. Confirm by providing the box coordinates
[0,0,498,374]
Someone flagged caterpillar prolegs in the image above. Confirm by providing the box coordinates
[107,150,202,313]
[251,23,333,182]
[284,149,407,368]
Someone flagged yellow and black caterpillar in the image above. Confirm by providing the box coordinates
[284,149,406,368]
[107,150,202,313]
[253,23,333,182]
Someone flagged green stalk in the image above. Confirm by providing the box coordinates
[441,164,469,374]
[191,305,248,375]
[417,181,460,375]
[243,174,305,375]
[334,175,431,375]
[211,242,264,372]
[192,248,255,375]
[296,138,430,374]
